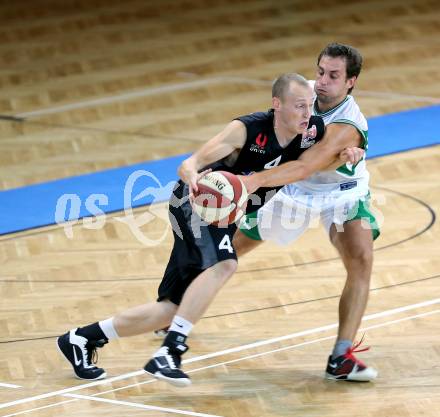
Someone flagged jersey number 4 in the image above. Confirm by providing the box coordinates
[219,235,233,253]
[264,155,282,170]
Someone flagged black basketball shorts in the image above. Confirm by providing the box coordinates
[157,181,238,305]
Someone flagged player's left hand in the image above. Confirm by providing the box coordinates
[339,147,364,165]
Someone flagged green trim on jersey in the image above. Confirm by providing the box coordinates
[330,119,369,176]
[331,119,368,149]
[313,96,349,118]
[239,210,262,241]
[336,164,357,176]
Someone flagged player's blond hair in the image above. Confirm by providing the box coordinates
[272,73,309,100]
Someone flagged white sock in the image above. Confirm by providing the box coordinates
[168,315,193,337]
[99,317,119,340]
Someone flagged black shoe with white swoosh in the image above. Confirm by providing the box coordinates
[57,329,107,380]
[144,333,190,387]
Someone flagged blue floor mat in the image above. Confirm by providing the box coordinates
[1,104,438,235]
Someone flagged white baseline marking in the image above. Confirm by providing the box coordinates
[0,297,438,411]
[1,309,438,417]
[64,394,224,417]
[0,383,22,389]
[15,76,439,119]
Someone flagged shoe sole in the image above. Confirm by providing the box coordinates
[56,337,107,381]
[325,369,378,382]
[144,369,191,387]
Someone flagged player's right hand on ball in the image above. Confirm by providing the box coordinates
[178,159,212,203]
[178,159,197,188]
[189,169,212,202]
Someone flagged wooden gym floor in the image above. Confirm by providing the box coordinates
[0,0,439,416]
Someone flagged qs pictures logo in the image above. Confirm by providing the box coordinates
[55,170,176,246]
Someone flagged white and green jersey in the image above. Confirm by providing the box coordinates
[294,87,369,195]
[238,88,379,244]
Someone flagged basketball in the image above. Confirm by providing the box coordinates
[192,171,248,225]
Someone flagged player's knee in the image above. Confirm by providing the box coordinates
[215,259,238,278]
[345,244,373,271]
[332,226,373,269]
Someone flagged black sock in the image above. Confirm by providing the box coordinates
[76,322,107,342]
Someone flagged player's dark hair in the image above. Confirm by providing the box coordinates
[318,43,363,94]
[272,73,309,100]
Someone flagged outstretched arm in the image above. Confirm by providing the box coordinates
[241,123,363,193]
[178,120,246,192]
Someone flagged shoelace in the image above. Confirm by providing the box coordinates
[166,353,178,369]
[86,339,108,367]
[344,335,370,366]
[155,346,183,369]
[164,346,182,369]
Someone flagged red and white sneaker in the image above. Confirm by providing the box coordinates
[325,339,378,382]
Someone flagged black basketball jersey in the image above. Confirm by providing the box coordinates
[162,110,325,297]
[208,110,325,213]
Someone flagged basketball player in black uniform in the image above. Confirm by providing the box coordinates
[57,73,355,386]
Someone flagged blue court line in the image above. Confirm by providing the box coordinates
[0,105,438,235]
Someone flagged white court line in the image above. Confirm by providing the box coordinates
[0,370,146,412]
[0,399,78,417]
[15,77,269,119]
[0,384,21,389]
[14,76,439,119]
[184,297,440,363]
[64,394,223,417]
[2,308,439,417]
[0,297,438,411]
[354,89,440,103]
[186,309,440,375]
[89,308,440,396]
[5,309,439,417]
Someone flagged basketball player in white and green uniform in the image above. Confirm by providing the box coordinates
[241,81,378,245]
[236,43,379,381]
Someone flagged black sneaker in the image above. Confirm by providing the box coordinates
[325,340,378,382]
[57,329,107,380]
[144,344,191,387]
